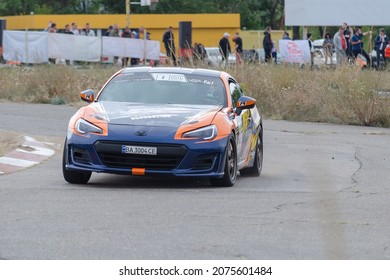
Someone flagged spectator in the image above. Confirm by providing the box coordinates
[136,26,145,39]
[351,27,371,67]
[232,32,243,65]
[282,31,291,40]
[71,22,79,35]
[44,21,53,32]
[271,41,277,64]
[84,23,95,36]
[342,22,353,60]
[323,32,334,65]
[49,22,57,33]
[163,26,177,66]
[104,25,113,36]
[62,24,73,65]
[121,26,131,67]
[193,42,206,62]
[333,27,347,64]
[146,31,151,40]
[63,24,73,35]
[374,28,388,67]
[263,26,272,63]
[130,31,139,66]
[219,32,231,67]
[110,24,120,66]
[307,33,314,66]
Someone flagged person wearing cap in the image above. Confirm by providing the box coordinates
[163,26,177,66]
[374,28,388,67]
[263,26,272,63]
[219,32,231,66]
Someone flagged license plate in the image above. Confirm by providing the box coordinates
[121,145,157,155]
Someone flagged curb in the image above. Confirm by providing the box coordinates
[0,136,55,175]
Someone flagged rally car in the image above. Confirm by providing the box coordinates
[63,67,263,187]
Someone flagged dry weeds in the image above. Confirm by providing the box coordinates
[1,64,390,127]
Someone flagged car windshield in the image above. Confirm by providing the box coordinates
[98,72,226,106]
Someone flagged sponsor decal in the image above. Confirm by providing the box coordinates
[129,114,178,121]
[152,73,188,83]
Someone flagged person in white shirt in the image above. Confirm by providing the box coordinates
[84,23,95,36]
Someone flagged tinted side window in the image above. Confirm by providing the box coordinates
[229,82,242,108]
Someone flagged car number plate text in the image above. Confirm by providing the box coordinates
[121,145,157,155]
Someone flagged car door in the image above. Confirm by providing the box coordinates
[228,80,254,167]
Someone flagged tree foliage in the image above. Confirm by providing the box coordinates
[0,0,286,30]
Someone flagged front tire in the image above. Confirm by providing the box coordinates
[210,134,237,187]
[62,139,91,184]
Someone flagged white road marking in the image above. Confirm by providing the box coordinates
[0,156,39,167]
[17,146,55,157]
[0,171,5,175]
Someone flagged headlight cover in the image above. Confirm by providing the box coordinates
[182,125,218,140]
[75,118,103,134]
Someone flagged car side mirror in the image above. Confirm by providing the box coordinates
[235,96,256,116]
[80,89,95,103]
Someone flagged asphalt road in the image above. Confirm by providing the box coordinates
[0,102,389,260]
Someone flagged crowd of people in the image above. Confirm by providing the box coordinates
[13,20,389,69]
[215,23,390,69]
[44,21,151,66]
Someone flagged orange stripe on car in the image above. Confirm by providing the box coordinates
[132,168,145,176]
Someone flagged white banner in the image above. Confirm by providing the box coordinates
[285,0,390,26]
[48,33,101,62]
[102,37,160,60]
[3,31,48,63]
[2,31,160,63]
[279,40,311,64]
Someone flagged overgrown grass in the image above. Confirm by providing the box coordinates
[1,64,390,127]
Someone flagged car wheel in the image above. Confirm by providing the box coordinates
[240,127,263,177]
[210,134,237,187]
[62,139,91,184]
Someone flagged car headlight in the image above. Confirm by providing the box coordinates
[75,118,103,134]
[182,125,218,140]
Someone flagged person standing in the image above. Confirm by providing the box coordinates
[282,31,291,40]
[263,26,272,63]
[351,27,371,67]
[333,27,347,65]
[342,23,353,60]
[121,26,131,67]
[71,22,79,35]
[374,28,388,67]
[163,26,177,66]
[84,23,95,37]
[307,33,315,66]
[219,32,231,66]
[323,32,334,65]
[109,24,120,66]
[232,32,243,65]
[63,24,73,65]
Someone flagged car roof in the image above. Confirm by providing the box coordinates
[120,66,224,78]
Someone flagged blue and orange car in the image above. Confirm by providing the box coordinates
[63,67,263,186]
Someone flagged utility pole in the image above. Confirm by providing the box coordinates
[126,0,131,27]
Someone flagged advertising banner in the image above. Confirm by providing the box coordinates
[48,33,101,62]
[279,40,311,64]
[3,30,48,63]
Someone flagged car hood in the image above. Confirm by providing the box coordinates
[85,101,223,128]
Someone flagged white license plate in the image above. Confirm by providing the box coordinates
[121,145,157,155]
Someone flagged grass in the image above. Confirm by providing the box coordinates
[1,63,390,127]
[0,130,23,157]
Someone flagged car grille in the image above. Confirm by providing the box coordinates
[94,141,188,170]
